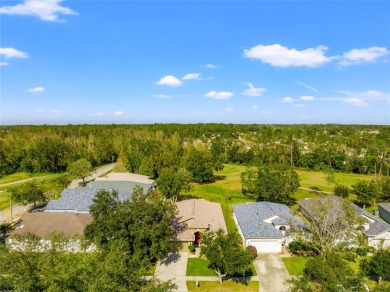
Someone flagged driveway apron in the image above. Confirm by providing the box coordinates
[255,254,290,292]
[155,253,188,292]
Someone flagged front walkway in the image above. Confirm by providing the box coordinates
[255,254,290,292]
[155,253,189,292]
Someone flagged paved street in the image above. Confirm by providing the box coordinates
[255,254,290,292]
[155,253,188,292]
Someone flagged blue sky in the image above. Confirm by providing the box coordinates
[1,0,389,125]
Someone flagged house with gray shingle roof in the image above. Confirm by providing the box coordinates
[233,202,303,253]
[299,196,390,249]
[43,189,132,213]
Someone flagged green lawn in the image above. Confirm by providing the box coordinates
[282,257,310,276]
[186,258,216,276]
[187,281,259,291]
[0,172,55,185]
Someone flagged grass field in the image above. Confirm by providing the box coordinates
[0,173,67,210]
[187,281,259,291]
[282,257,310,276]
[187,258,216,276]
[188,164,379,233]
[0,172,55,185]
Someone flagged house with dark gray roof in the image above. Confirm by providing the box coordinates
[299,196,390,249]
[379,203,390,224]
[43,189,132,213]
[233,202,303,253]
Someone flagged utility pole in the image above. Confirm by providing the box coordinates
[10,192,13,223]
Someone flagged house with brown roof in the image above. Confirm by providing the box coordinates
[172,199,227,251]
[6,212,95,252]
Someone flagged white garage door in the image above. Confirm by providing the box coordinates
[248,240,281,253]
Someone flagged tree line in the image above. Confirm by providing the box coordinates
[1,124,389,178]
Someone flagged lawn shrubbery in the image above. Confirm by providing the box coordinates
[188,244,195,254]
[246,245,257,260]
[288,241,317,257]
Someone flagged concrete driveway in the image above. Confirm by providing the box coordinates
[255,254,290,292]
[154,253,188,292]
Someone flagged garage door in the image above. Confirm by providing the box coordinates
[248,240,281,253]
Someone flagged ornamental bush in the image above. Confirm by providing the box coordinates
[246,245,257,260]
[188,244,195,254]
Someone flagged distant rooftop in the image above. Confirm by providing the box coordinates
[95,172,154,184]
[83,180,152,193]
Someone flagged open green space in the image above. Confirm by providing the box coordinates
[186,258,216,276]
[189,164,376,233]
[282,257,310,276]
[0,172,56,185]
[187,280,259,291]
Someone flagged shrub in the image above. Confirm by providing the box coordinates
[288,241,317,257]
[342,251,356,262]
[188,244,195,254]
[246,245,257,260]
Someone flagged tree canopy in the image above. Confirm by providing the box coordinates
[67,158,92,184]
[156,167,192,202]
[241,163,299,205]
[286,252,365,291]
[201,230,253,284]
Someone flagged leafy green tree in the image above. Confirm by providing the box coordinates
[352,180,380,209]
[241,163,299,205]
[286,252,365,291]
[85,186,176,262]
[334,184,349,198]
[67,158,92,184]
[296,196,365,254]
[183,148,215,183]
[9,180,46,208]
[360,248,390,284]
[156,167,192,202]
[201,230,253,284]
[379,178,390,202]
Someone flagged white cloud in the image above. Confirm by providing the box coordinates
[295,104,306,107]
[282,97,294,103]
[114,111,124,116]
[156,75,182,87]
[151,94,171,99]
[225,107,234,112]
[0,47,28,59]
[343,98,367,107]
[0,0,78,22]
[205,64,219,69]
[300,95,314,101]
[244,44,331,67]
[241,82,266,97]
[28,86,45,93]
[0,62,8,66]
[252,105,259,110]
[340,47,389,66]
[296,81,319,93]
[204,91,234,100]
[183,73,201,80]
[93,112,105,116]
[50,109,61,114]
